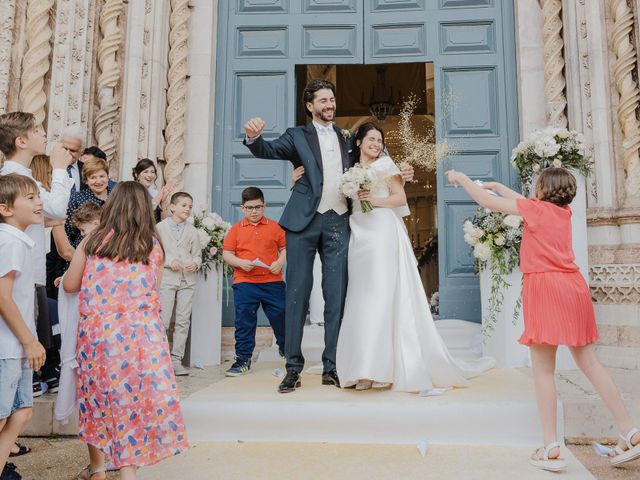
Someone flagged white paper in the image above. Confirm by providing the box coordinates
[417,440,429,457]
[474,179,499,196]
[253,258,271,269]
[419,388,449,397]
[592,443,614,457]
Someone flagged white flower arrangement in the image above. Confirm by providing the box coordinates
[192,209,232,279]
[340,163,377,213]
[464,208,523,335]
[511,127,593,196]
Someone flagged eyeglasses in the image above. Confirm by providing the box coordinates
[242,205,264,212]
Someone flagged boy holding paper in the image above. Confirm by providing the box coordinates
[223,187,286,376]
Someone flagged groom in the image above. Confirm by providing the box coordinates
[244,79,411,393]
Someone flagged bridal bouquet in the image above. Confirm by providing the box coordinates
[341,163,377,213]
[511,127,593,196]
[191,209,232,279]
[464,208,523,334]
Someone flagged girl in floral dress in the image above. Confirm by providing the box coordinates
[446,167,640,473]
[64,181,189,479]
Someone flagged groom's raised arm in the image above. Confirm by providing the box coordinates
[243,116,297,162]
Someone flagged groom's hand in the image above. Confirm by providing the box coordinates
[244,117,265,138]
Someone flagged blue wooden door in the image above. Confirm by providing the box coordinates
[214,0,519,324]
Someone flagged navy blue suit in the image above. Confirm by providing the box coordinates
[245,123,354,373]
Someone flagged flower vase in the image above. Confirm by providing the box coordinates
[188,267,222,366]
[480,263,529,367]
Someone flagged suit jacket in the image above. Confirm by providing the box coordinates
[244,122,354,232]
[156,219,202,287]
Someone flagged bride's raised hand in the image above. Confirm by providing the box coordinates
[291,166,305,186]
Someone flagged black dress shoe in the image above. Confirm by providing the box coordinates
[278,370,301,393]
[322,369,340,388]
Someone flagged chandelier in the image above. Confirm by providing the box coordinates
[364,66,396,121]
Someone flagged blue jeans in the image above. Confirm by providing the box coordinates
[233,281,286,360]
[0,358,33,419]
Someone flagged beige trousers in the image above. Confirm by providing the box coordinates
[159,278,195,361]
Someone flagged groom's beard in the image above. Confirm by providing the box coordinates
[318,109,335,122]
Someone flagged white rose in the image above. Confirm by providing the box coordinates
[464,233,478,246]
[494,235,506,246]
[557,129,570,139]
[202,216,216,229]
[503,215,522,228]
[472,227,485,239]
[197,229,211,249]
[473,242,491,262]
[342,181,358,198]
[463,220,475,235]
[553,158,563,168]
[532,163,541,173]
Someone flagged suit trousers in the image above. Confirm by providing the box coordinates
[284,210,349,373]
[159,278,195,361]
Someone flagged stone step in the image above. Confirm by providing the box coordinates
[180,362,560,446]
[138,441,594,480]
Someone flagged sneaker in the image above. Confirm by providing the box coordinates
[44,376,60,393]
[171,359,189,376]
[32,382,43,398]
[1,462,22,480]
[225,357,251,377]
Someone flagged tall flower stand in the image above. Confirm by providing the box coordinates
[480,265,529,368]
[189,268,222,366]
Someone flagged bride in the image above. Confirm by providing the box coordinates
[335,123,493,392]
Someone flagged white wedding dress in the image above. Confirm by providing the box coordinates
[336,157,494,392]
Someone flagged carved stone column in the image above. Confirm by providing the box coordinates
[18,0,54,129]
[163,0,191,199]
[47,0,98,143]
[0,1,17,115]
[540,0,568,127]
[609,0,640,203]
[94,0,124,170]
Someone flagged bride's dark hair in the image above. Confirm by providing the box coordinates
[352,122,385,163]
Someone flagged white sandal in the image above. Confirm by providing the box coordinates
[610,427,640,467]
[355,380,373,391]
[529,441,567,472]
[76,465,108,480]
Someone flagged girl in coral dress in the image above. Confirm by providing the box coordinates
[64,181,188,480]
[446,167,640,473]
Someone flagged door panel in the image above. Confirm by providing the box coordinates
[214,0,518,325]
[435,0,519,321]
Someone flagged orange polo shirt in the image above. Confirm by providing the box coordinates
[223,216,286,284]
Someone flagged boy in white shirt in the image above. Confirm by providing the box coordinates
[0,112,72,397]
[156,192,202,376]
[0,174,47,480]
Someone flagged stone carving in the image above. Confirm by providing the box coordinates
[0,0,17,115]
[19,0,54,128]
[609,0,640,201]
[590,264,640,303]
[540,0,568,127]
[94,0,124,169]
[163,0,191,199]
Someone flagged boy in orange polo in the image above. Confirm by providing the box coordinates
[223,187,286,376]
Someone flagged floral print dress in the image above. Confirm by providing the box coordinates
[76,239,189,468]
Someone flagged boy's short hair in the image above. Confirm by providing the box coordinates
[241,187,264,204]
[0,174,38,222]
[71,201,102,229]
[0,112,36,157]
[170,191,193,204]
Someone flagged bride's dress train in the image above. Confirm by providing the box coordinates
[336,157,494,392]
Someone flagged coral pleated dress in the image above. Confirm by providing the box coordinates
[516,198,598,347]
